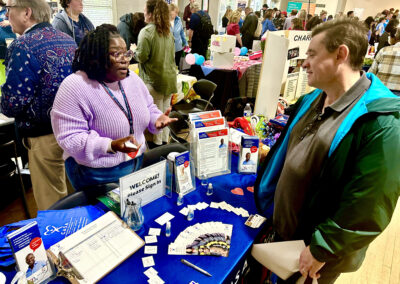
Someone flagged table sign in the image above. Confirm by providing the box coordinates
[120,160,167,216]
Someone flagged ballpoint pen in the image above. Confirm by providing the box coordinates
[181,259,212,277]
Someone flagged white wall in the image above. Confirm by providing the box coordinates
[344,0,399,19]
[115,0,146,22]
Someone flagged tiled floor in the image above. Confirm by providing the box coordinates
[1,191,399,283]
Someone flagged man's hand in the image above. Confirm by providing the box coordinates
[299,246,325,279]
[0,20,10,27]
[111,135,141,153]
[155,107,178,129]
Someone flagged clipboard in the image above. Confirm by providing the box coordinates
[47,212,144,283]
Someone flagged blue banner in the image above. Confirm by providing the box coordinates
[287,1,303,13]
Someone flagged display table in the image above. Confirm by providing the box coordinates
[1,155,264,284]
[189,58,262,110]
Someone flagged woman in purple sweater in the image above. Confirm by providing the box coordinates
[51,24,176,190]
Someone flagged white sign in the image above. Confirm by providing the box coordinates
[120,160,167,215]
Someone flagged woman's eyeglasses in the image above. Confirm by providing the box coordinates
[109,50,134,61]
[3,5,20,13]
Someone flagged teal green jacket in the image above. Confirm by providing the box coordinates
[134,23,177,95]
[254,73,400,271]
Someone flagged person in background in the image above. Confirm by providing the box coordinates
[320,10,327,22]
[283,9,297,30]
[261,4,268,17]
[0,0,16,92]
[297,9,307,30]
[273,10,285,30]
[238,8,244,28]
[169,3,187,68]
[117,12,146,50]
[255,18,399,283]
[51,24,176,190]
[290,18,304,30]
[241,7,258,50]
[369,26,400,96]
[327,15,333,21]
[183,0,194,32]
[52,0,94,46]
[376,18,399,54]
[261,9,276,36]
[347,10,354,18]
[364,16,375,43]
[1,0,77,209]
[188,2,213,57]
[134,0,177,147]
[375,16,386,37]
[226,10,242,47]
[305,16,322,31]
[222,6,232,28]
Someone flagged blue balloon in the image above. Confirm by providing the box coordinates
[193,53,200,61]
[240,47,248,56]
[195,55,205,65]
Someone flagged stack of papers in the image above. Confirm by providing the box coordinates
[168,222,233,257]
[210,201,250,218]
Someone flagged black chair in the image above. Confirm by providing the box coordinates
[223,97,256,121]
[172,79,217,118]
[0,133,30,218]
[48,182,119,210]
[168,111,190,144]
[142,143,189,168]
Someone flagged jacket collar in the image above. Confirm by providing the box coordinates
[24,22,52,35]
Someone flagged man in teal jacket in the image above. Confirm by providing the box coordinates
[254,18,400,283]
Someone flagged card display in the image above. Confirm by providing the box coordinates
[168,222,233,257]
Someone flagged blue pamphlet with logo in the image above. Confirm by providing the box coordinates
[36,205,104,249]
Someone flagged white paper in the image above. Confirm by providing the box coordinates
[145,236,158,244]
[154,212,175,226]
[144,246,158,254]
[143,267,158,278]
[142,256,155,268]
[148,228,161,236]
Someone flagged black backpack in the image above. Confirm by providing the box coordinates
[195,12,214,40]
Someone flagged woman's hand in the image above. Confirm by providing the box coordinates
[111,135,141,153]
[155,107,178,129]
[0,20,10,27]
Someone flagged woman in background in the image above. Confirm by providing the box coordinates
[261,9,276,36]
[222,7,232,28]
[291,18,304,31]
[51,24,175,190]
[52,0,94,46]
[226,10,242,47]
[134,0,177,147]
[117,12,147,49]
[169,4,188,68]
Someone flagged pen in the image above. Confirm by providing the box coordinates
[181,259,212,277]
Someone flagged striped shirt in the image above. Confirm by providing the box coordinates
[369,42,400,91]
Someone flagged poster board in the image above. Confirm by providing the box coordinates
[254,32,289,120]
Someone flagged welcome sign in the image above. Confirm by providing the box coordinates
[119,160,167,216]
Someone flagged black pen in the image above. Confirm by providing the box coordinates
[181,259,212,277]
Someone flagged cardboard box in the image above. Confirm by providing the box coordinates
[210,34,236,53]
[211,52,234,68]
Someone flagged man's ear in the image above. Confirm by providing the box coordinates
[24,7,32,20]
[336,44,350,65]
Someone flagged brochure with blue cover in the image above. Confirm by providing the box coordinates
[239,136,259,174]
[7,221,55,283]
[36,205,104,249]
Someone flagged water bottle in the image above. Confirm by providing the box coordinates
[187,208,194,221]
[165,221,171,237]
[243,103,252,117]
[206,183,214,196]
[177,193,184,206]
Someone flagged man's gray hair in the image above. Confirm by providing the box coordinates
[12,0,51,23]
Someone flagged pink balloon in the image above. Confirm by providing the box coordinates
[234,47,241,56]
[185,54,196,65]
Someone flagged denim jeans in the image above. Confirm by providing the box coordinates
[65,155,143,191]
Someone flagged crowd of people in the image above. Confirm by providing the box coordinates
[0,1,399,283]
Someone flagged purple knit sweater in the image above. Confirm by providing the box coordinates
[51,71,162,168]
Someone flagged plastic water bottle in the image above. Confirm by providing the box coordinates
[187,208,194,221]
[206,183,214,196]
[243,103,252,117]
[165,221,171,237]
[177,193,184,206]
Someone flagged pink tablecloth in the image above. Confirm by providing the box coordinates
[203,58,262,80]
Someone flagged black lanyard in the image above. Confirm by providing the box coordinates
[100,81,134,134]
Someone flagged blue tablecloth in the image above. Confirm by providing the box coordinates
[2,155,263,284]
